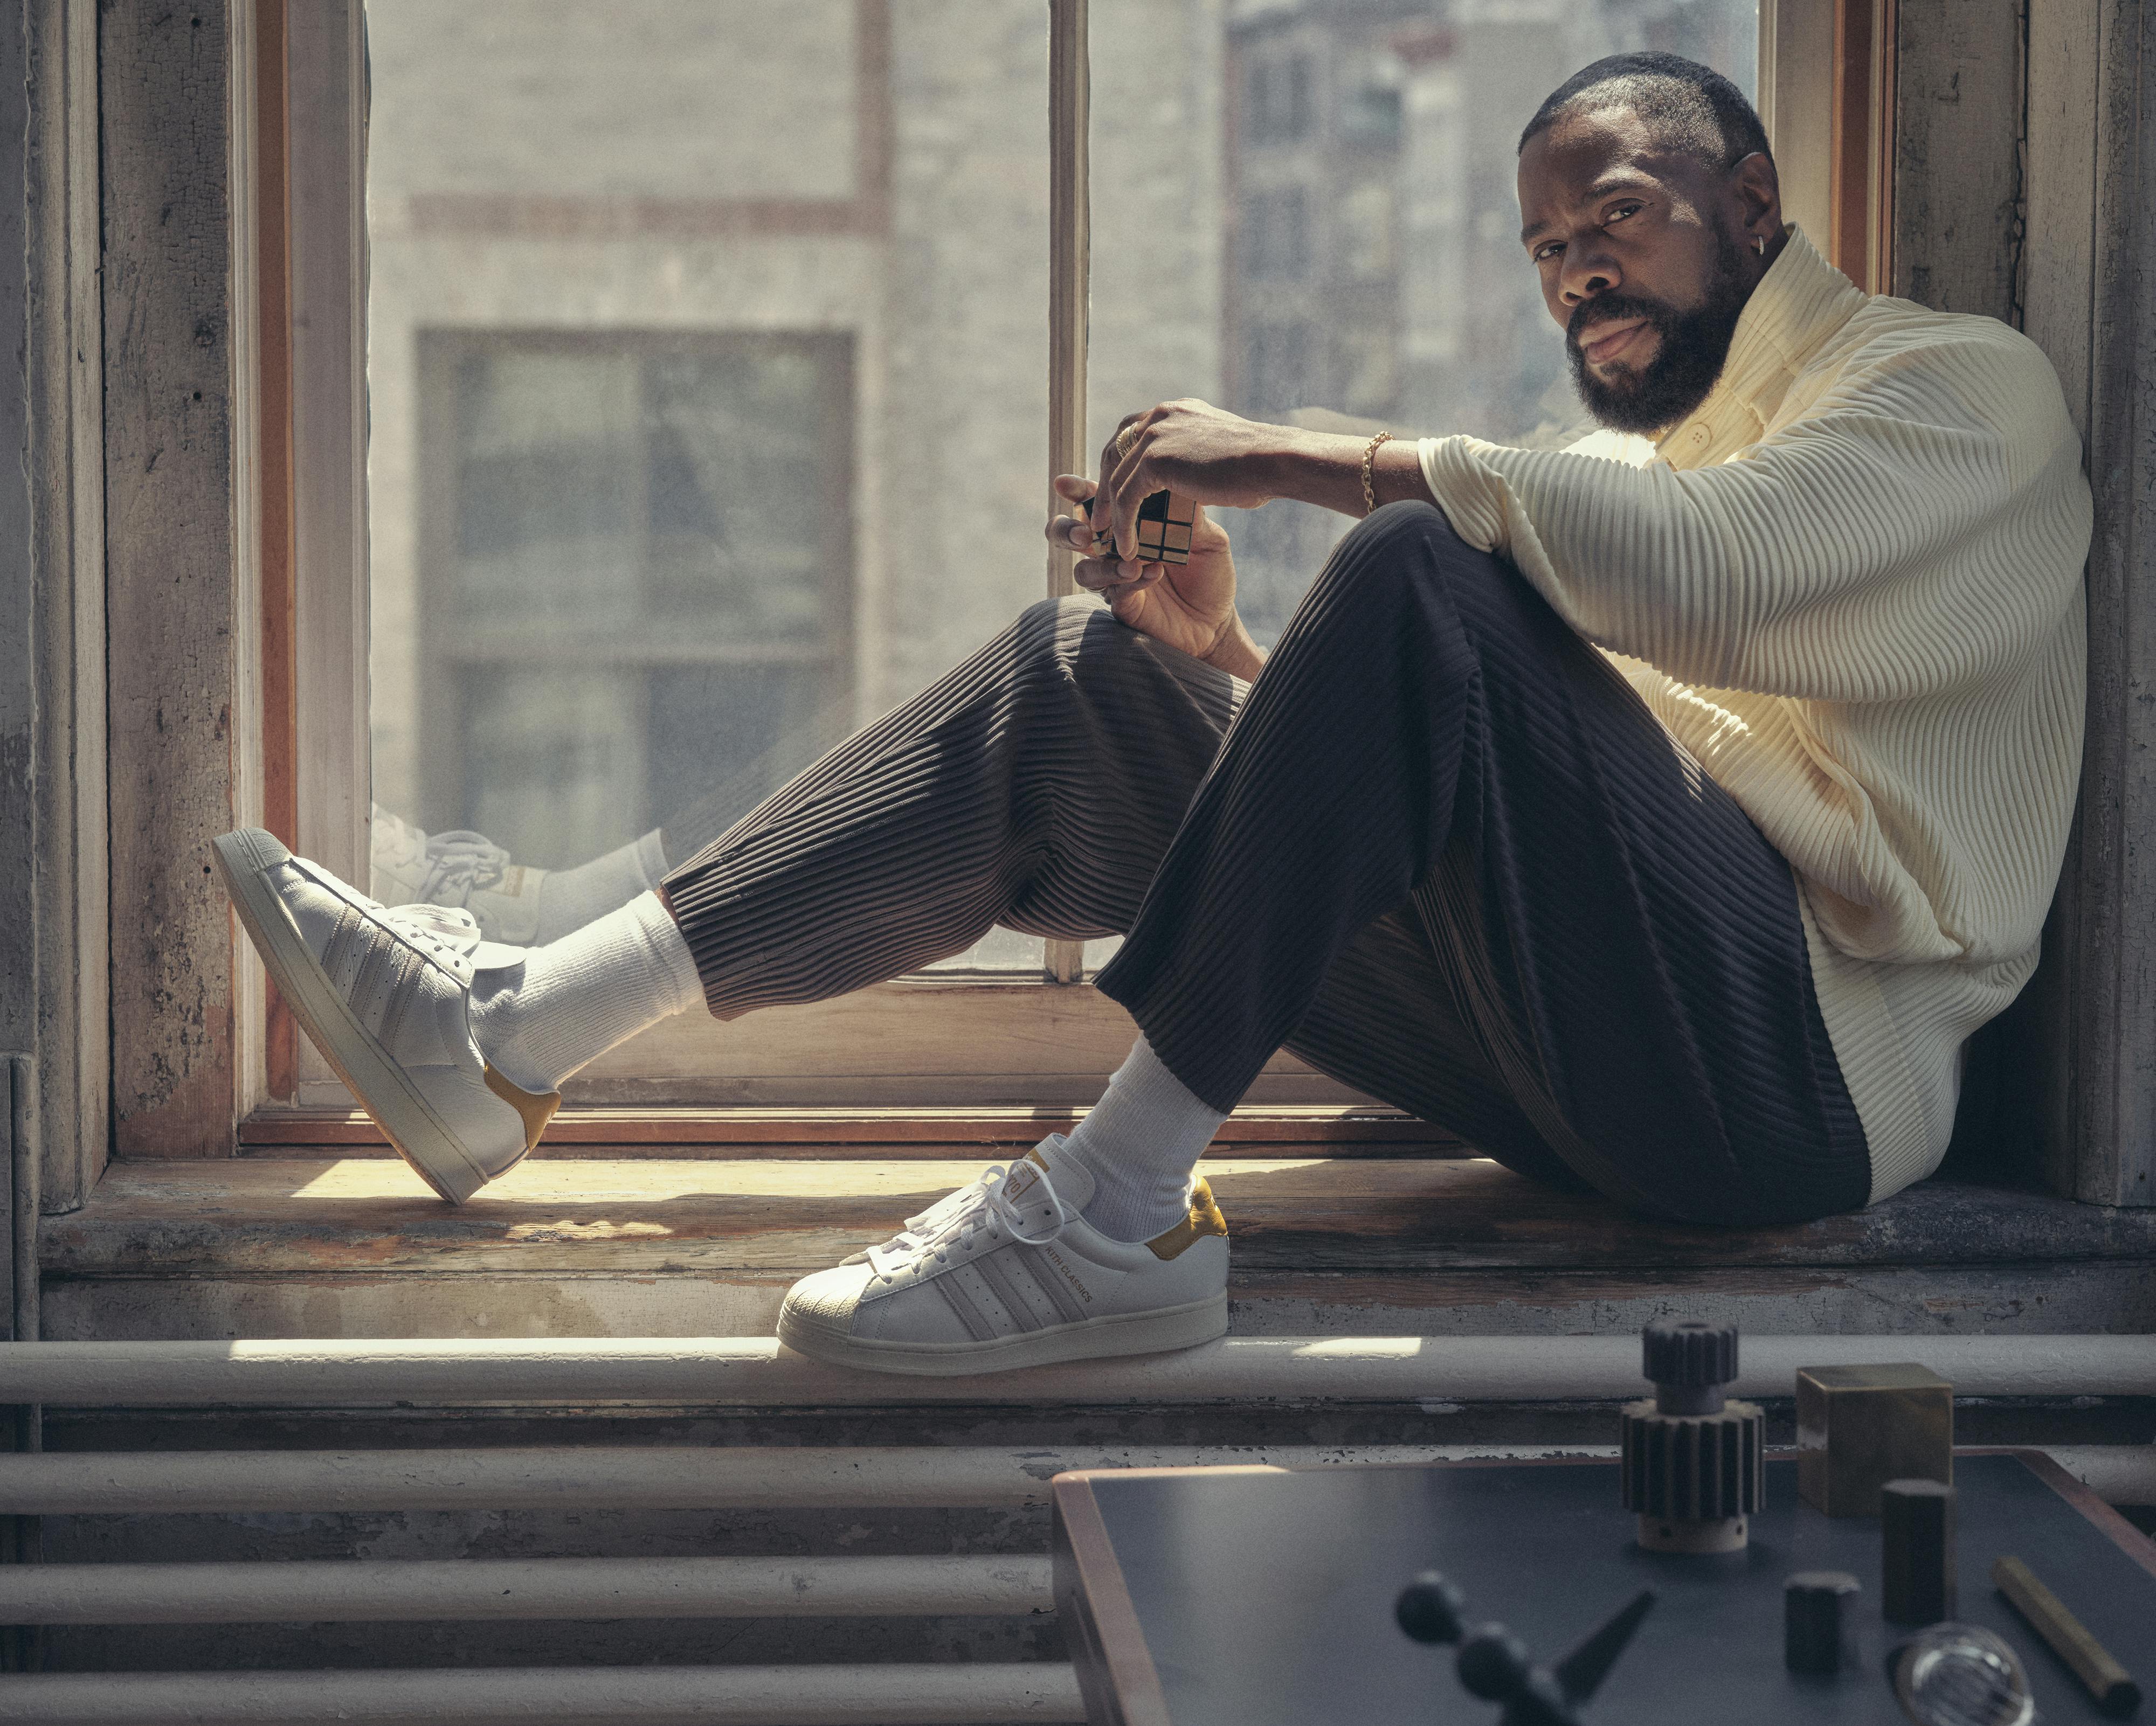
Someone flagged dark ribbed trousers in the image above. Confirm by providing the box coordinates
[664,503,1871,1226]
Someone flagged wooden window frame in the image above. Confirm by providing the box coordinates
[67,0,2151,1208]
[225,0,1869,1148]
[244,0,1358,1140]
[1758,0,1896,293]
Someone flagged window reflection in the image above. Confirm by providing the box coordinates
[415,335,852,872]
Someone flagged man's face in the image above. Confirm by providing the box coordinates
[1517,105,1756,434]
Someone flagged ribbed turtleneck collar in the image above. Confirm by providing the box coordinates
[1654,224,1869,469]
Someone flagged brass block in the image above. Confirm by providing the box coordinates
[1795,1363,1953,1517]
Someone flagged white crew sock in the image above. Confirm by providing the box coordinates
[531,829,669,944]
[1055,1035,1230,1242]
[469,890,703,1095]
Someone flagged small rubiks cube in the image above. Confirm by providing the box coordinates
[1091,489,1198,566]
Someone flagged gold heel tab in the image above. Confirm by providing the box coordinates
[1148,1176,1229,1260]
[482,1064,562,1153]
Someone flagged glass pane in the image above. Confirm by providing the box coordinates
[365,1,1052,972]
[363,0,1760,1024]
[1088,0,1759,649]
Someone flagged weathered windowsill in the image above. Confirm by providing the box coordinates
[38,1156,2156,1344]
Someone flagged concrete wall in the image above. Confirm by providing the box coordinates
[9,0,109,1243]
[99,0,243,1162]
[1,0,33,1077]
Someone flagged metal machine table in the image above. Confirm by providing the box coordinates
[1053,1450,2155,1725]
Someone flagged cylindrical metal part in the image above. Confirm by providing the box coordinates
[1635,1512,1749,1555]
[1992,1555,2143,1717]
[0,1555,1052,1625]
[1784,1570,1860,1673]
[0,1662,1087,1725]
[1621,1397,1765,1552]
[1644,1321,1736,1415]
[0,1335,2147,1410]
[1882,1478,1958,1625]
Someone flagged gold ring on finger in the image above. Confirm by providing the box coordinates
[1116,424,1140,460]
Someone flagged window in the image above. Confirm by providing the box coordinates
[404,332,853,871]
[1241,188,1311,281]
[257,0,1780,1124]
[1245,54,1314,144]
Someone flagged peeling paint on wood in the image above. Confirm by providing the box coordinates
[1892,0,2023,318]
[2025,0,2156,1206]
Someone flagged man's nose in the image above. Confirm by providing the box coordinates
[1559,244,1621,306]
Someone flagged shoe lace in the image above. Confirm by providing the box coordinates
[376,900,487,967]
[417,830,512,905]
[852,1173,992,1264]
[865,1160,1072,1281]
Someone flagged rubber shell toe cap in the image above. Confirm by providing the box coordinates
[779,1263,874,1342]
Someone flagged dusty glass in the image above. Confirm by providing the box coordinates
[363,0,1759,1002]
[364,0,1053,969]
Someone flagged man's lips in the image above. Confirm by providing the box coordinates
[1579,317,1650,366]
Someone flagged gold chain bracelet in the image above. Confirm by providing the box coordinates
[1362,429,1394,516]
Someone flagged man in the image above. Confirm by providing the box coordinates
[217,54,2090,1376]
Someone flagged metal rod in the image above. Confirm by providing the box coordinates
[1042,0,1089,987]
[2042,1444,2156,1508]
[0,1440,2144,1520]
[0,1443,1614,1515]
[0,1554,1051,1625]
[0,1663,1087,1725]
[0,1335,2146,1409]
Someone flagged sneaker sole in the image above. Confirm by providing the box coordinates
[212,828,495,1205]
[776,1291,1228,1377]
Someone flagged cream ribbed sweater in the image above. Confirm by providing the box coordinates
[1415,227,2091,1201]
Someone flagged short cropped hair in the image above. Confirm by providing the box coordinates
[1517,51,1773,172]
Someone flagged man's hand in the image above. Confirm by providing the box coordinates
[1093,396,1435,533]
[1093,399,1289,563]
[1044,468,1259,675]
[1042,397,1433,676]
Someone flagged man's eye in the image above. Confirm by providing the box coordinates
[1533,242,1564,263]
[1607,202,1645,225]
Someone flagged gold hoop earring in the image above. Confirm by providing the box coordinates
[1754,234,1767,258]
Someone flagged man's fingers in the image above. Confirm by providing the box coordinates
[1044,514,1094,551]
[1052,473,1094,503]
[1097,413,1149,494]
[1102,410,1165,559]
[1072,555,1164,594]
[1108,453,1151,564]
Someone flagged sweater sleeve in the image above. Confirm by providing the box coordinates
[1416,334,2085,701]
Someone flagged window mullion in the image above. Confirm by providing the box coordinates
[1043,0,1090,987]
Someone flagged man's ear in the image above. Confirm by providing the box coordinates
[1729,150,1784,249]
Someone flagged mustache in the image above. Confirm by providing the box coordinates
[1566,293,1677,359]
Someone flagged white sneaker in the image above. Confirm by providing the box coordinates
[215,827,558,1204]
[369,806,548,946]
[777,1136,1229,1376]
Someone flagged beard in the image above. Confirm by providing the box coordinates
[1566,226,1751,435]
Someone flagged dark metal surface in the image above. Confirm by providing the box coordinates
[1077,1455,2155,1725]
